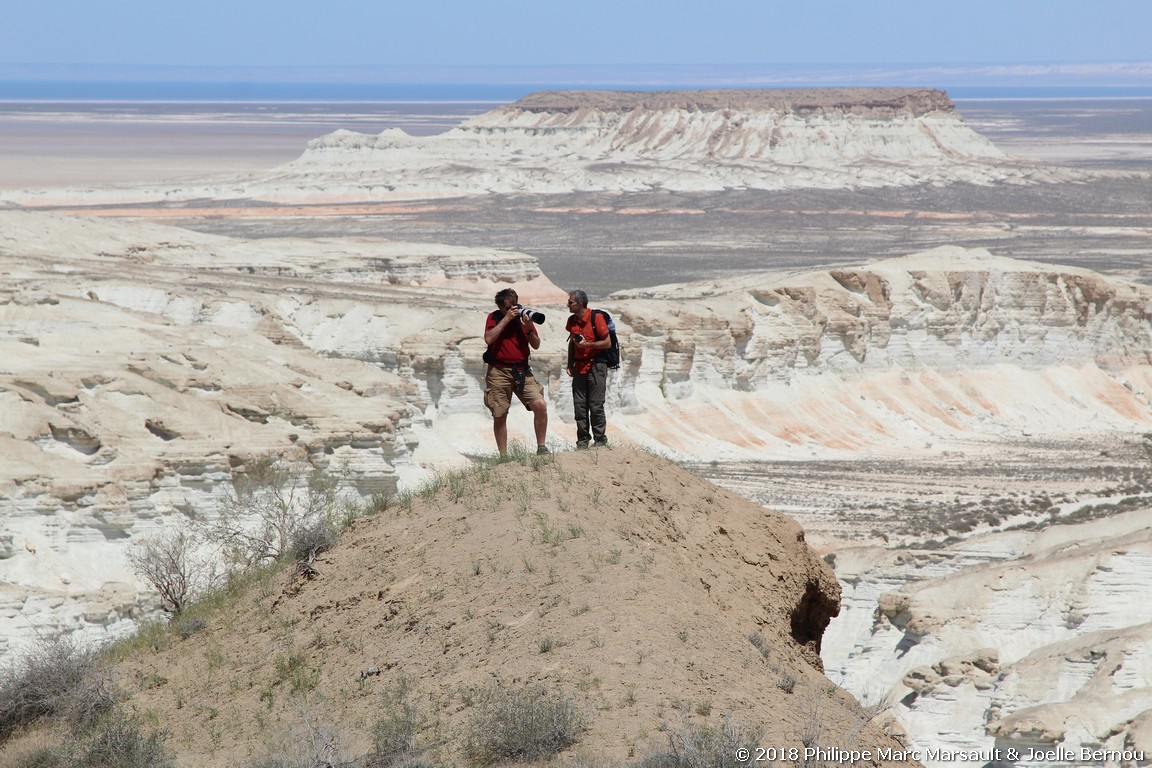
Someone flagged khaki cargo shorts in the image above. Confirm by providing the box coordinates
[484,364,545,418]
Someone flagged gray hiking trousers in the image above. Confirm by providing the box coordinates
[572,360,608,444]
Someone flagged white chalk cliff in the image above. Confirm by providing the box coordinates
[826,509,1152,765]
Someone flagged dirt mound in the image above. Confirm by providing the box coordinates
[106,448,912,766]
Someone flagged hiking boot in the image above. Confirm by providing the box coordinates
[593,437,609,447]
[576,441,590,450]
[537,445,550,455]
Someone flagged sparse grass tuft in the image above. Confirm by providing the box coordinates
[462,682,584,766]
[80,709,175,768]
[364,489,396,515]
[638,715,761,768]
[368,677,433,768]
[274,652,319,695]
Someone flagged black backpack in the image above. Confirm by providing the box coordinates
[594,309,620,369]
[569,309,620,370]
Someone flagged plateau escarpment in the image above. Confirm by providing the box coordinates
[598,247,1152,461]
[277,88,1050,198]
[0,88,1079,208]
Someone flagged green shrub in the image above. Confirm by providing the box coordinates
[462,683,583,766]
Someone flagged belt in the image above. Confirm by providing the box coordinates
[491,361,532,392]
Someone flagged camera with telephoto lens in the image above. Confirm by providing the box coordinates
[515,305,546,324]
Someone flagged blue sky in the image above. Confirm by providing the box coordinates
[2,0,1150,82]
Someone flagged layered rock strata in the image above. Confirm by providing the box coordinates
[275,88,1049,198]
[0,211,564,656]
[826,508,1152,765]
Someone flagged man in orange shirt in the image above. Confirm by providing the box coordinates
[483,288,549,456]
[564,289,611,449]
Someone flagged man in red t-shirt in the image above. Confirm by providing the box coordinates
[564,289,611,449]
[483,288,549,456]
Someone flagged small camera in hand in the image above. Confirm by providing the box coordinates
[572,334,584,344]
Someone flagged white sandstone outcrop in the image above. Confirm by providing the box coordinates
[590,247,1152,460]
[0,89,1079,207]
[826,508,1152,766]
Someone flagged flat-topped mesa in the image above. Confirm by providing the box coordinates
[506,87,957,118]
[263,85,1039,197]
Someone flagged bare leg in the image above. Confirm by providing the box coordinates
[493,414,509,456]
[530,399,548,449]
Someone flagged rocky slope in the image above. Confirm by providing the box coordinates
[0,88,1078,208]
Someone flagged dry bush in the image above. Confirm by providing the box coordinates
[367,677,432,768]
[1,703,171,768]
[79,708,174,768]
[125,527,215,616]
[639,715,762,768]
[0,635,113,741]
[287,518,340,566]
[5,731,71,768]
[206,455,343,568]
[8,745,70,768]
[244,709,349,768]
[462,683,584,766]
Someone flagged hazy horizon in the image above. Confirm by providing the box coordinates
[2,61,1150,104]
[3,60,1150,84]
